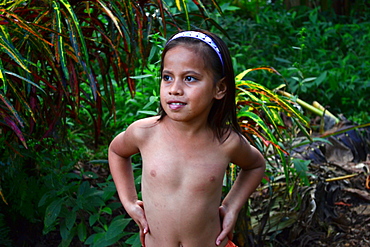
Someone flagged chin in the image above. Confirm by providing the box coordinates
[163,112,189,122]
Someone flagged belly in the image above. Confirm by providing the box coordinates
[140,158,228,246]
[142,184,224,246]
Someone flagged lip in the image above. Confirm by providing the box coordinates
[167,100,187,110]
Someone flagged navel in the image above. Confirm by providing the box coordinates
[150,170,157,177]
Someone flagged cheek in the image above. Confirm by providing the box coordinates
[159,86,167,105]
[159,82,165,93]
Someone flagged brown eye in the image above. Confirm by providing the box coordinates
[162,75,172,81]
[185,76,197,82]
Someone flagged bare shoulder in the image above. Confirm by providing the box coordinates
[224,131,265,170]
[109,116,160,157]
[223,131,250,154]
[127,116,160,137]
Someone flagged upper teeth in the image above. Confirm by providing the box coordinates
[171,103,184,105]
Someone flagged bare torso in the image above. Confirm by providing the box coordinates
[138,117,232,247]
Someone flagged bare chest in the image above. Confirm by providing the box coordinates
[140,137,230,193]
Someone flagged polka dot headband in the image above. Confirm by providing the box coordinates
[166,31,224,69]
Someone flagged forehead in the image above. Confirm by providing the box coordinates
[165,44,199,56]
[165,39,210,57]
[163,44,212,71]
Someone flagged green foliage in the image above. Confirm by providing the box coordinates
[212,2,370,124]
[235,67,311,185]
[0,69,158,246]
[292,159,311,186]
[1,0,154,146]
[1,1,370,246]
[217,64,322,246]
[0,0,224,150]
[0,1,221,242]
[39,169,131,247]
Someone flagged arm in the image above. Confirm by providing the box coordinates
[216,135,266,245]
[108,125,149,245]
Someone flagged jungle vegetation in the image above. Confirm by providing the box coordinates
[1,0,369,246]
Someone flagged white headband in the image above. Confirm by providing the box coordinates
[166,31,224,69]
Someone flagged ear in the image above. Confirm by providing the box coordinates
[214,78,227,100]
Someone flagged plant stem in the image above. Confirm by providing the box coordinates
[277,90,340,124]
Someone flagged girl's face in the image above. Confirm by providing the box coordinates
[160,45,226,124]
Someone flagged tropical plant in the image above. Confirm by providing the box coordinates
[39,168,132,247]
[2,0,369,245]
[216,66,312,246]
[211,2,370,124]
[0,0,167,148]
[235,67,310,181]
[226,64,369,246]
[0,0,223,245]
[0,0,226,150]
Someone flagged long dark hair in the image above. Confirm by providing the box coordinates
[158,30,242,142]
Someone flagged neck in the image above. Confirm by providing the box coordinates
[161,115,213,139]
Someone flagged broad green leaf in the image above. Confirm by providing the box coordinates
[77,222,87,242]
[77,181,90,196]
[101,207,112,215]
[293,159,311,186]
[104,217,131,241]
[125,233,141,247]
[38,191,52,207]
[44,198,64,228]
[314,71,327,86]
[65,210,76,230]
[302,77,317,83]
[84,233,96,245]
[60,219,75,245]
[89,213,99,226]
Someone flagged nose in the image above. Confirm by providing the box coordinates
[168,79,183,95]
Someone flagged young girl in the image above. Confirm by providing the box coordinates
[109,30,265,247]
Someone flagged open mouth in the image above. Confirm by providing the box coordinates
[168,101,186,110]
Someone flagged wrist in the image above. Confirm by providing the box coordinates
[221,200,243,214]
[121,196,139,210]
